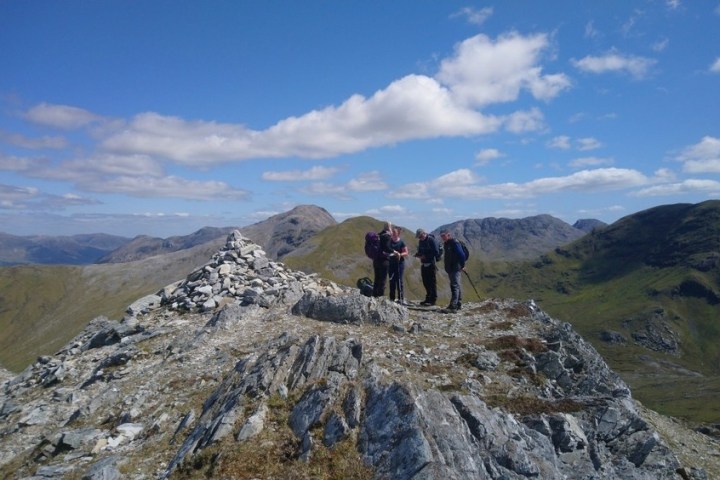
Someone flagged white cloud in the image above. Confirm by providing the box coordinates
[431,169,481,188]
[22,32,571,166]
[452,6,493,25]
[547,136,601,151]
[387,182,430,200]
[475,148,503,166]
[665,0,681,9]
[23,103,104,130]
[433,167,649,199]
[634,179,720,197]
[262,166,339,181]
[710,58,720,73]
[676,136,720,173]
[0,183,100,211]
[437,32,571,108]
[569,157,614,168]
[504,108,546,133]
[0,153,50,172]
[0,184,40,208]
[547,135,571,149]
[577,137,602,151]
[82,175,249,200]
[0,130,68,149]
[572,51,656,79]
[347,171,388,192]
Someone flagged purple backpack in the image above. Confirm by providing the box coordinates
[364,232,381,260]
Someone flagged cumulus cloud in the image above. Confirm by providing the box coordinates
[572,51,656,79]
[634,179,720,197]
[0,153,51,172]
[80,175,249,200]
[676,136,720,173]
[22,103,104,130]
[568,156,614,168]
[547,135,571,149]
[406,167,650,200]
[0,183,100,211]
[437,32,571,107]
[475,148,504,166]
[262,166,339,181]
[25,31,569,166]
[301,171,388,198]
[0,183,39,209]
[577,137,602,151]
[387,182,430,200]
[0,130,68,149]
[547,136,601,151]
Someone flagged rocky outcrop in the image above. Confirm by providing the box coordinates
[0,231,712,479]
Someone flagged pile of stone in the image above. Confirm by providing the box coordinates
[159,230,347,312]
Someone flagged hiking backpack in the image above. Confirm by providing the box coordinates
[364,231,381,260]
[429,234,443,261]
[458,240,470,260]
[356,277,374,296]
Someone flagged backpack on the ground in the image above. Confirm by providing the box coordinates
[429,234,443,261]
[364,231,381,260]
[458,240,470,260]
[357,277,374,296]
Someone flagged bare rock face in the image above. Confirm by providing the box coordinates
[0,231,712,479]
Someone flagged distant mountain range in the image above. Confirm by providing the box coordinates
[0,232,131,266]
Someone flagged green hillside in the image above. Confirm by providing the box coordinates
[480,201,720,422]
[0,241,221,372]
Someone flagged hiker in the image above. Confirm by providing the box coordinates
[414,228,440,306]
[440,229,466,310]
[372,221,394,297]
[389,227,408,304]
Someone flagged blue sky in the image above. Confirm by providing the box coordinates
[1,1,719,238]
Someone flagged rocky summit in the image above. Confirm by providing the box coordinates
[0,232,713,479]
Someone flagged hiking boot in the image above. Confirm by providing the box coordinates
[420,301,435,306]
[446,303,459,311]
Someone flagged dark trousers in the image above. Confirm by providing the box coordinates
[421,264,437,303]
[389,260,405,301]
[373,259,389,297]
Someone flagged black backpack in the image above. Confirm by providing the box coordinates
[357,277,373,296]
[429,234,443,261]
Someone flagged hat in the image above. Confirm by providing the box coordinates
[415,228,426,238]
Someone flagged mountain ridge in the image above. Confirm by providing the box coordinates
[0,231,716,479]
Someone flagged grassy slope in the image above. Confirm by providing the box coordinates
[0,241,220,372]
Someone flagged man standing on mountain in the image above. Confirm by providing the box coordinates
[440,229,466,311]
[414,228,440,306]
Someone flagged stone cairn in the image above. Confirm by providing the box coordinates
[159,230,346,312]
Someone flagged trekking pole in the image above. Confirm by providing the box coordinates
[463,270,481,300]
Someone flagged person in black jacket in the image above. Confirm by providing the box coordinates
[372,221,394,297]
[414,228,440,306]
[440,229,466,310]
[389,227,408,304]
